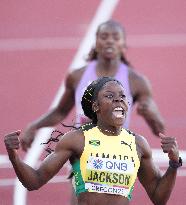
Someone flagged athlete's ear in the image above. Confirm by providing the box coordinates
[92,101,99,113]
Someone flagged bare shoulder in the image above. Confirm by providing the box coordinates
[135,134,152,159]
[128,68,152,100]
[55,129,84,157]
[129,68,151,89]
[66,66,86,89]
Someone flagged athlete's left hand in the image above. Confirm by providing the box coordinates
[159,133,179,162]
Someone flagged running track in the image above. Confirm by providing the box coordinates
[1,1,186,204]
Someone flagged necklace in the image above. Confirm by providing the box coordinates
[97,126,122,135]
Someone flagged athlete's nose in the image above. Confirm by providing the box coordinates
[106,35,114,44]
[113,96,128,111]
[113,96,123,102]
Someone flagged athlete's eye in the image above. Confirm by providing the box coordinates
[113,34,120,41]
[105,94,113,99]
[121,94,126,99]
[99,33,108,40]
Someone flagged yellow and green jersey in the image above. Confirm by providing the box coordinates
[72,125,140,200]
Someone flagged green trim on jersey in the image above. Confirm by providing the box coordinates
[72,160,87,195]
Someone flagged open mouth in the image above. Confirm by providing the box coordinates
[112,107,125,118]
[105,47,114,53]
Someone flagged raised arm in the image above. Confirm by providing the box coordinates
[21,71,76,151]
[4,130,75,191]
[130,71,165,136]
[137,133,180,205]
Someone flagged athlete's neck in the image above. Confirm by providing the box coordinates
[97,121,122,136]
[96,57,121,77]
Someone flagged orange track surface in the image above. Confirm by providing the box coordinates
[1,1,186,204]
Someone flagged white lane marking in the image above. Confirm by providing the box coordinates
[127,33,186,47]
[1,33,186,52]
[2,168,186,187]
[1,148,186,187]
[0,37,80,51]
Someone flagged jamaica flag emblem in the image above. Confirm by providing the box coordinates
[89,140,100,146]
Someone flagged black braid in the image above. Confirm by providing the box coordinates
[81,81,97,124]
[41,122,78,157]
[41,130,64,157]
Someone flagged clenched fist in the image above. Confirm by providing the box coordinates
[159,133,179,162]
[4,130,21,156]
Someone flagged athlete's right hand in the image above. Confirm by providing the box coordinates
[20,125,37,152]
[4,130,21,155]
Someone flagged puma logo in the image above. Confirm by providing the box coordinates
[121,141,132,151]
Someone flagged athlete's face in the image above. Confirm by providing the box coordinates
[95,24,126,60]
[95,81,128,127]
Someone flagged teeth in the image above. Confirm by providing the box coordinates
[113,107,124,118]
[106,48,113,53]
[114,107,123,111]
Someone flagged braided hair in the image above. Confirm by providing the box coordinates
[87,20,130,66]
[81,76,123,124]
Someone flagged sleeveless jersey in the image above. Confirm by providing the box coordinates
[75,60,133,128]
[72,126,140,200]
